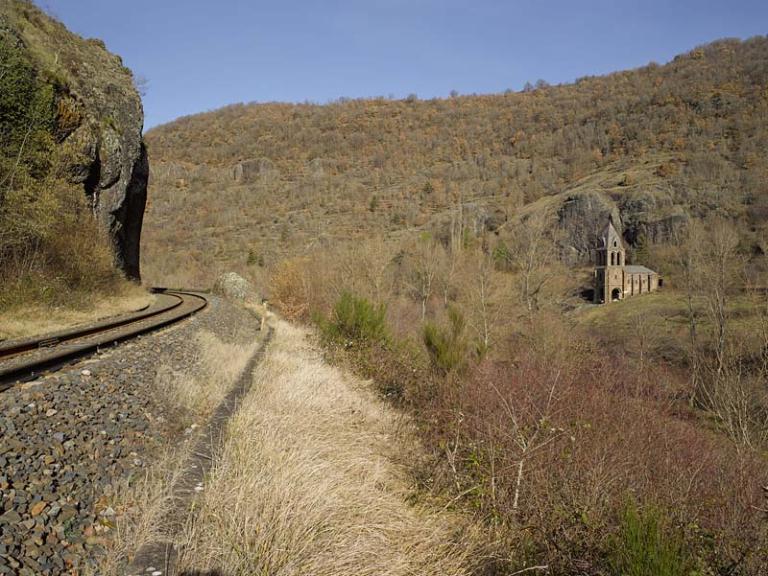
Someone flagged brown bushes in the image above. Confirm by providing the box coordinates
[438,348,767,573]
[264,243,768,575]
[346,314,768,573]
[269,257,314,321]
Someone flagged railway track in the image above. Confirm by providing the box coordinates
[0,289,208,391]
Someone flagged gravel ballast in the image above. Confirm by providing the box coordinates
[0,297,261,575]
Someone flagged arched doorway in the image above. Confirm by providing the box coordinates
[611,288,621,301]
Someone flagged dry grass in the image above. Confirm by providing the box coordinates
[575,288,768,364]
[0,281,153,340]
[175,317,477,576]
[155,330,260,428]
[94,324,262,575]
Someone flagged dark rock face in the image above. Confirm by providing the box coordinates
[556,190,622,265]
[3,1,148,279]
[61,68,148,281]
[74,119,148,280]
[618,191,689,245]
[114,144,148,279]
[550,188,689,265]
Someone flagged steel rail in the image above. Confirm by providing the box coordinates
[0,290,208,391]
[0,291,183,359]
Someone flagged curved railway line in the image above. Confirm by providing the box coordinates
[0,289,208,391]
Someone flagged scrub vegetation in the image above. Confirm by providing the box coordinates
[143,37,768,288]
[267,231,767,575]
[0,26,117,309]
[140,35,768,575]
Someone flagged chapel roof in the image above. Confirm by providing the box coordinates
[600,221,623,250]
[624,265,657,274]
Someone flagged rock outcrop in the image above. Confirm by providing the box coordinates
[1,1,148,279]
[213,272,256,301]
[617,190,690,245]
[556,190,624,264]
[517,186,690,266]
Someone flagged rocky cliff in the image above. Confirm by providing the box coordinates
[512,156,693,266]
[0,0,147,279]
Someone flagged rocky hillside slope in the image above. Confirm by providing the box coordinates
[143,36,767,286]
[0,0,147,287]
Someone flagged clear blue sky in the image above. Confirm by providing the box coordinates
[39,0,768,130]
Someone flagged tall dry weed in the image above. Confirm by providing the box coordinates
[155,330,258,428]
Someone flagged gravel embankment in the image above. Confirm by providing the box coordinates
[0,297,261,576]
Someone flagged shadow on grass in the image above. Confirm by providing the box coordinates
[179,571,225,576]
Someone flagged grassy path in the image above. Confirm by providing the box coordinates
[174,316,475,576]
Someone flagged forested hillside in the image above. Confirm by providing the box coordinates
[143,37,768,575]
[144,36,768,285]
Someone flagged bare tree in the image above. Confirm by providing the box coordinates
[503,209,561,317]
[404,239,443,321]
[490,369,564,515]
[673,222,704,404]
[631,310,659,379]
[699,219,742,377]
[133,74,149,97]
[460,252,508,354]
[449,197,465,257]
[680,217,765,448]
[337,239,395,304]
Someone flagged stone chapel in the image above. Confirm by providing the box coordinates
[594,221,660,303]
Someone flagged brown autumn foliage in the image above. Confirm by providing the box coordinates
[427,325,767,574]
[142,37,768,288]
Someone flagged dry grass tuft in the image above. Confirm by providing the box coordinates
[89,445,190,576]
[176,318,476,576]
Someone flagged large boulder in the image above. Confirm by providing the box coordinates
[1,1,148,279]
[213,272,254,302]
